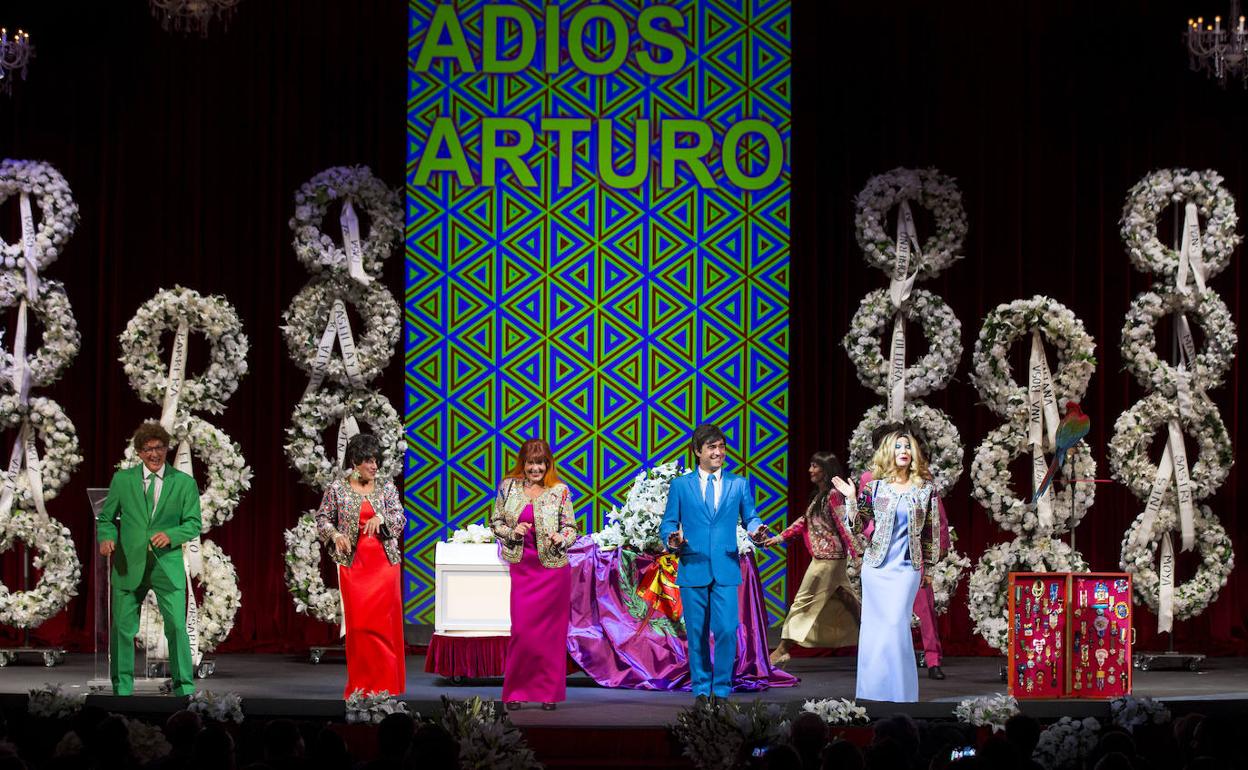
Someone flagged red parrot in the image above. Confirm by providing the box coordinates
[1031,401,1091,503]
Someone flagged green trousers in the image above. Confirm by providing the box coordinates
[111,552,195,696]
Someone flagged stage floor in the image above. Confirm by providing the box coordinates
[4,654,1248,725]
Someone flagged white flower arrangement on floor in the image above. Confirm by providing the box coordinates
[672,700,790,770]
[0,510,81,628]
[849,402,964,495]
[285,389,405,489]
[1120,289,1236,396]
[801,698,869,725]
[345,690,410,724]
[449,523,495,544]
[954,693,1019,732]
[118,286,249,414]
[844,288,962,399]
[0,395,83,507]
[970,417,1095,536]
[26,682,86,719]
[187,690,245,724]
[281,276,401,388]
[1033,716,1101,770]
[440,696,541,770]
[1120,168,1239,283]
[120,716,172,765]
[289,165,402,279]
[854,167,967,280]
[283,513,342,624]
[1109,696,1171,731]
[118,415,252,531]
[1107,391,1231,502]
[967,538,1088,653]
[0,158,79,269]
[0,274,81,390]
[969,296,1096,421]
[136,539,240,654]
[1119,504,1233,621]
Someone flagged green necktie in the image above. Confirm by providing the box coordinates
[145,474,159,518]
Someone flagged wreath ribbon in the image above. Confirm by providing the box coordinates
[1027,329,1060,531]
[0,301,50,521]
[19,192,40,301]
[340,200,372,286]
[303,299,363,398]
[886,201,919,422]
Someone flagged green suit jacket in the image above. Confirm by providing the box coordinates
[96,464,203,592]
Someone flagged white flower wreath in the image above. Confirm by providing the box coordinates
[0,274,81,391]
[970,296,1096,420]
[137,538,240,654]
[0,510,81,629]
[281,276,400,388]
[1121,289,1237,396]
[1120,168,1240,282]
[118,415,252,532]
[849,402,964,495]
[970,417,1096,536]
[0,159,80,270]
[1107,391,1231,502]
[289,165,402,278]
[967,538,1088,653]
[844,288,962,399]
[1119,504,1234,622]
[285,389,405,489]
[283,512,342,625]
[854,167,968,280]
[118,286,249,414]
[0,395,83,508]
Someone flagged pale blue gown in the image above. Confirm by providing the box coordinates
[855,485,921,702]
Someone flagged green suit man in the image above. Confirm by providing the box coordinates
[96,422,202,696]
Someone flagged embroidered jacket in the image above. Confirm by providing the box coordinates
[490,479,578,568]
[847,477,946,571]
[780,491,856,560]
[315,478,404,568]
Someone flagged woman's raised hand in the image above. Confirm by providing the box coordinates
[830,476,855,499]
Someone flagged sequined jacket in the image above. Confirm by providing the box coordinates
[490,479,578,568]
[847,477,946,571]
[315,478,404,568]
[780,492,856,560]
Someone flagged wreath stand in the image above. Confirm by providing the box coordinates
[0,547,66,667]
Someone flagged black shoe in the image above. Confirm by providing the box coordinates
[505,701,522,710]
[541,702,556,711]
[928,666,946,680]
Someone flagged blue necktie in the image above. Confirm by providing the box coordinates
[704,473,716,514]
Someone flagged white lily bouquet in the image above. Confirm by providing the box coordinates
[345,690,410,724]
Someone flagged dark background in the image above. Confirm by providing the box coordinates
[3,0,1247,656]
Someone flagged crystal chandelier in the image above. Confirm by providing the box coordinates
[1186,0,1248,86]
[0,27,33,96]
[149,0,242,37]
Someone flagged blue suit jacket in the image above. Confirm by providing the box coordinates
[659,470,762,587]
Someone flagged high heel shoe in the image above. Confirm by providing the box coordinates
[541,702,556,711]
[505,701,522,711]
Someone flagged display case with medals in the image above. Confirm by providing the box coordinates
[1070,572,1133,698]
[1007,572,1069,699]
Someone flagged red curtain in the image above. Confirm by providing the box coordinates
[790,0,1248,654]
[0,2,404,652]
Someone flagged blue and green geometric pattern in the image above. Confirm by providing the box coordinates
[405,0,791,625]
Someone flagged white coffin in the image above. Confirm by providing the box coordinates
[434,542,511,635]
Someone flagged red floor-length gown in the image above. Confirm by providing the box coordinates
[502,503,572,703]
[339,499,406,697]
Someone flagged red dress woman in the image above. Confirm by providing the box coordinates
[490,439,578,710]
[316,433,406,697]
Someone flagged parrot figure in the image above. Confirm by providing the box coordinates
[1031,401,1090,503]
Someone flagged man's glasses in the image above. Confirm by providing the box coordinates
[140,444,168,455]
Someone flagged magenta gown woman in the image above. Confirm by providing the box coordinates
[490,438,578,710]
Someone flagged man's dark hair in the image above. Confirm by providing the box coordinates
[690,424,727,455]
[344,433,384,470]
[132,421,171,452]
[377,713,415,760]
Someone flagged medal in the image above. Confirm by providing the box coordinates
[1032,579,1044,600]
[1097,670,1106,690]
[1095,648,1109,668]
[1094,581,1110,607]
[1108,667,1116,686]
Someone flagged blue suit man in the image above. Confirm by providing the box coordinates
[660,424,766,701]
